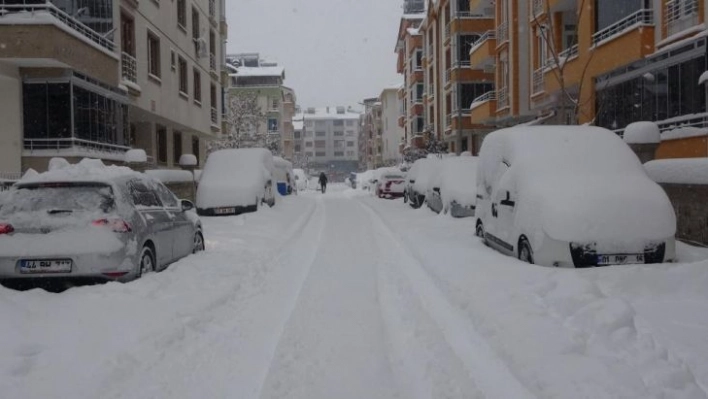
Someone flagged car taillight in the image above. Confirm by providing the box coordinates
[93,219,132,233]
[0,223,14,235]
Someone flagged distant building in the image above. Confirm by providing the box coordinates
[380,87,405,163]
[296,106,361,176]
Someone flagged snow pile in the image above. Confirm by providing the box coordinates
[178,154,198,167]
[293,168,308,191]
[124,149,148,164]
[21,168,39,180]
[478,126,675,248]
[623,121,660,144]
[196,148,273,209]
[410,158,442,194]
[0,228,124,257]
[48,157,71,171]
[438,156,478,207]
[645,158,708,185]
[21,158,139,184]
[661,126,708,141]
[145,169,195,183]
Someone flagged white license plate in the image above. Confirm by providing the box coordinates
[214,207,236,215]
[597,254,644,266]
[19,259,73,274]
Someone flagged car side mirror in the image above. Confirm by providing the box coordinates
[181,199,195,212]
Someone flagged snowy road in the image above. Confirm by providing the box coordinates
[1,187,708,398]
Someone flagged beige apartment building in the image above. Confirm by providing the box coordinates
[380,87,405,163]
[0,0,227,173]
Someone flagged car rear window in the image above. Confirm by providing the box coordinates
[0,182,115,215]
[384,175,404,180]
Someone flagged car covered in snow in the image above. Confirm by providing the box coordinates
[375,169,406,199]
[273,156,295,195]
[0,159,204,285]
[426,155,478,218]
[404,157,442,209]
[475,126,676,267]
[293,168,308,192]
[196,148,276,216]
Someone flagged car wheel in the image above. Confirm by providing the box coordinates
[138,246,155,278]
[518,237,534,264]
[403,191,408,203]
[193,231,205,253]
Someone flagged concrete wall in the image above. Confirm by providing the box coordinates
[381,89,404,162]
[656,136,708,159]
[660,183,708,246]
[0,64,22,174]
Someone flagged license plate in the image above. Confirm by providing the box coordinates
[19,259,73,274]
[597,254,644,266]
[214,207,236,215]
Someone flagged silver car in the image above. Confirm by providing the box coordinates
[0,174,204,284]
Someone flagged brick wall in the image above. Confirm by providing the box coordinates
[659,183,708,246]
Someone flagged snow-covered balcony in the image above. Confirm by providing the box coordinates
[469,30,496,69]
[470,91,496,124]
[664,0,699,38]
[0,0,119,85]
[592,9,654,48]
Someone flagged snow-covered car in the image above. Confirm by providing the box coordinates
[376,171,406,199]
[426,155,478,218]
[0,159,204,284]
[475,126,676,267]
[273,157,295,195]
[404,158,442,209]
[196,148,276,216]
[293,168,308,192]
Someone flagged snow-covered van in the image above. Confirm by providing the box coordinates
[426,154,478,218]
[475,126,676,267]
[196,148,276,216]
[273,157,295,195]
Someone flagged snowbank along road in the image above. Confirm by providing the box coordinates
[1,185,707,399]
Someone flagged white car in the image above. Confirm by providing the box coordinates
[293,168,308,192]
[404,158,442,209]
[426,155,478,218]
[375,170,406,199]
[475,126,676,267]
[196,148,276,216]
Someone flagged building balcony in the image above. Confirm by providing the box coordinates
[532,67,545,96]
[469,0,495,15]
[0,2,119,85]
[449,14,494,35]
[210,53,217,74]
[446,67,493,89]
[409,103,424,117]
[544,44,578,71]
[121,52,138,85]
[496,21,509,46]
[592,9,654,47]
[211,107,218,124]
[24,138,130,160]
[470,91,496,123]
[497,87,509,110]
[469,30,496,68]
[665,0,700,38]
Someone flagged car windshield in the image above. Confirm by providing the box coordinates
[0,182,115,215]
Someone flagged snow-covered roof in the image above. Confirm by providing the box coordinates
[407,27,421,35]
[296,107,361,120]
[645,158,708,185]
[293,120,304,130]
[233,66,284,78]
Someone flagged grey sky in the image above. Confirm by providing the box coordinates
[227,0,404,109]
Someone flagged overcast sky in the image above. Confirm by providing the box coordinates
[227,0,404,110]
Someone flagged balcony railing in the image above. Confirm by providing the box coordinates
[445,69,451,84]
[121,52,137,84]
[592,9,653,46]
[453,10,492,19]
[452,59,471,68]
[0,3,115,52]
[532,0,544,17]
[496,20,509,45]
[470,90,496,109]
[497,87,509,109]
[209,53,217,72]
[24,138,130,154]
[208,0,215,19]
[210,107,218,124]
[469,30,495,55]
[532,68,545,95]
[445,24,451,40]
[545,44,578,69]
[665,0,699,37]
[0,172,22,181]
[446,114,452,127]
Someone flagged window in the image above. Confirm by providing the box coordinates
[271,98,279,110]
[334,140,345,149]
[415,83,424,102]
[294,131,301,139]
[306,152,314,157]
[346,120,354,126]
[156,125,167,164]
[171,50,176,71]
[120,13,135,56]
[334,151,344,157]
[315,120,327,128]
[459,83,494,110]
[23,83,70,140]
[305,141,313,147]
[210,84,217,123]
[268,118,279,132]
[178,57,188,96]
[177,0,186,30]
[414,49,423,70]
[347,141,355,147]
[192,136,200,164]
[193,69,201,104]
[316,131,326,137]
[315,151,326,157]
[595,0,646,33]
[304,131,313,137]
[315,140,326,148]
[154,182,179,208]
[333,120,344,126]
[458,35,480,63]
[129,180,162,208]
[192,7,200,55]
[347,151,355,157]
[173,131,182,163]
[334,131,344,136]
[294,144,301,152]
[147,32,161,78]
[306,120,314,127]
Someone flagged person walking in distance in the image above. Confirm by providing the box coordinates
[318,172,328,193]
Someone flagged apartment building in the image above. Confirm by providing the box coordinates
[420,0,496,155]
[380,87,405,163]
[297,107,360,170]
[395,11,425,148]
[470,0,708,143]
[226,54,297,158]
[0,0,227,173]
[361,98,383,169]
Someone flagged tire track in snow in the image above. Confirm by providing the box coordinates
[95,198,328,399]
[359,199,536,399]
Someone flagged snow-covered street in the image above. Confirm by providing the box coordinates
[2,186,708,399]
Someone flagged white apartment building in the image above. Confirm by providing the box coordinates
[298,107,360,165]
[0,0,227,173]
[380,87,405,163]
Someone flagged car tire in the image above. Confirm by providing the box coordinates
[518,237,534,264]
[403,191,408,203]
[137,246,155,278]
[193,231,205,253]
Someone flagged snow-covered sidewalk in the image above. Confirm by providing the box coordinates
[1,188,707,398]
